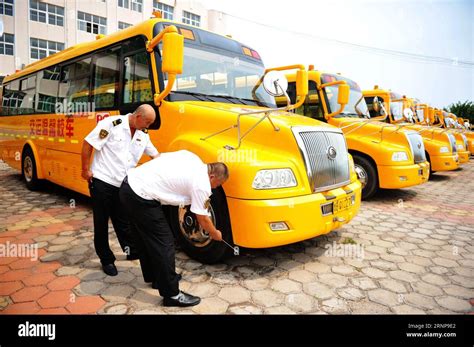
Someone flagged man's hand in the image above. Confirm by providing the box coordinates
[208,229,222,241]
[196,214,222,242]
[82,169,93,182]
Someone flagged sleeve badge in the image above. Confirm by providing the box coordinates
[99,129,109,139]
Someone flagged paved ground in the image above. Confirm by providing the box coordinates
[0,160,473,314]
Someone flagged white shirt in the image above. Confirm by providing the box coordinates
[127,150,212,216]
[85,114,159,187]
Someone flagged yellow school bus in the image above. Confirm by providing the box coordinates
[425,107,469,164]
[0,15,361,263]
[440,112,471,160]
[456,117,474,153]
[284,69,429,199]
[363,88,460,173]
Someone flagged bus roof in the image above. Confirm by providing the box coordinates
[3,17,255,84]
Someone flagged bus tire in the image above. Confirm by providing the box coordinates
[425,151,435,177]
[170,187,233,264]
[22,147,42,191]
[353,154,378,199]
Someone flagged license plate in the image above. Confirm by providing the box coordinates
[333,195,353,214]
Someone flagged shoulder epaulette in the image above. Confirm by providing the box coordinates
[112,119,122,126]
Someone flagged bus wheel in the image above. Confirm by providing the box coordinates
[170,187,233,264]
[353,155,378,200]
[22,147,42,191]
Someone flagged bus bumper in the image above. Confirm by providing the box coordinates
[468,140,474,155]
[227,180,362,248]
[430,154,459,171]
[377,161,430,189]
[458,150,470,164]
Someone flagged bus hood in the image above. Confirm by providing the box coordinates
[182,101,336,130]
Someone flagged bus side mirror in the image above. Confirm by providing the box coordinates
[162,32,184,75]
[338,84,350,105]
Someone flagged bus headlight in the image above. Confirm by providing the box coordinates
[439,146,449,153]
[252,169,297,189]
[391,151,408,162]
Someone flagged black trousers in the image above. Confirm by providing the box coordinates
[119,178,180,298]
[89,177,137,265]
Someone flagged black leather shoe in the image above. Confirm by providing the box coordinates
[152,274,182,289]
[126,254,140,261]
[163,291,201,307]
[102,263,118,276]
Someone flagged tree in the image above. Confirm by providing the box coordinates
[443,101,474,123]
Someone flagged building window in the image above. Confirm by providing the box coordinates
[30,38,64,60]
[153,1,173,20]
[0,0,14,16]
[182,11,200,27]
[118,0,129,9]
[118,0,142,13]
[77,11,107,35]
[29,0,64,26]
[0,33,14,56]
[118,21,132,30]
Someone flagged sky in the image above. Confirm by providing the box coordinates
[198,0,474,109]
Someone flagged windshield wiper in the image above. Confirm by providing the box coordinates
[172,90,214,102]
[339,112,368,119]
[204,94,247,105]
[239,97,272,107]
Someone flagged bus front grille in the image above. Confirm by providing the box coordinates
[293,127,351,193]
[406,132,427,163]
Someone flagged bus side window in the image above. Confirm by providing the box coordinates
[305,81,324,121]
[92,47,120,109]
[18,75,36,115]
[37,66,60,114]
[2,79,21,116]
[365,97,375,117]
[59,57,92,113]
[123,51,153,104]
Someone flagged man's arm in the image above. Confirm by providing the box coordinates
[81,141,94,182]
[196,214,222,241]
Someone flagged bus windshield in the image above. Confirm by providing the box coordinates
[390,101,404,121]
[321,74,369,118]
[170,46,274,107]
[416,108,425,123]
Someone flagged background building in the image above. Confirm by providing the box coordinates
[0,0,227,81]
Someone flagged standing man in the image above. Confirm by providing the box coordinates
[81,104,160,276]
[119,150,229,307]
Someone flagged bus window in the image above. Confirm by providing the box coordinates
[37,66,60,113]
[2,79,21,116]
[123,51,152,104]
[281,81,323,120]
[59,57,92,112]
[92,47,120,109]
[18,75,36,115]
